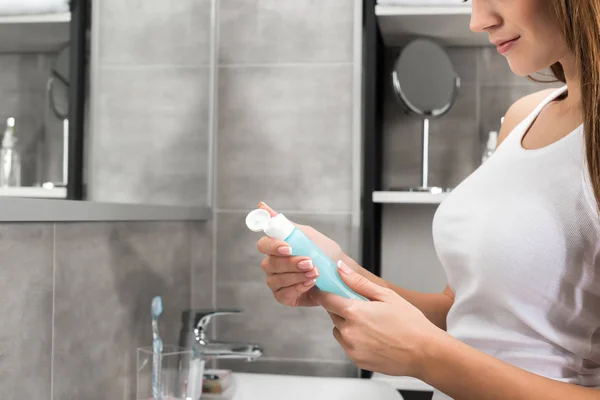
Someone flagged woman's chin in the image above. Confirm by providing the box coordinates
[506,55,553,78]
[506,60,541,77]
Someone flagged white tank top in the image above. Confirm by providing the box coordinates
[430,86,600,399]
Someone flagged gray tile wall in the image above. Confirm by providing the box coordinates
[0,2,217,398]
[2,0,364,396]
[381,46,564,293]
[88,0,214,206]
[0,220,213,400]
[207,0,361,377]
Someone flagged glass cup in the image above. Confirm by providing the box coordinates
[137,344,204,400]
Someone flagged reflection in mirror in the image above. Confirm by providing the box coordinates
[0,49,69,199]
[0,2,71,199]
[46,43,69,190]
[392,38,460,193]
[0,0,214,210]
[85,0,214,208]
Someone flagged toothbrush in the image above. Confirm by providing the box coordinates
[151,296,164,400]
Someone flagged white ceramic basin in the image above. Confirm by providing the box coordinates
[224,373,403,400]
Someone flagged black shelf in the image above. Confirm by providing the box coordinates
[67,0,89,200]
[359,0,384,379]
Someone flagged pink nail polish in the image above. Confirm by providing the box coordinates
[303,279,317,287]
[337,260,352,275]
[277,246,292,256]
[304,268,320,279]
[298,260,313,271]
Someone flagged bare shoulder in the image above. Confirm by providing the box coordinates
[497,88,557,148]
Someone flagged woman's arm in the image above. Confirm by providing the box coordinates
[336,90,557,332]
[312,263,598,400]
[341,253,454,330]
[419,333,598,400]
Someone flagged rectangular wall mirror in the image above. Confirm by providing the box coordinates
[0,0,214,209]
[0,5,71,200]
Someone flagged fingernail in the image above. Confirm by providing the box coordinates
[337,260,352,275]
[298,260,313,271]
[304,268,320,279]
[303,279,317,287]
[258,201,269,208]
[277,246,292,256]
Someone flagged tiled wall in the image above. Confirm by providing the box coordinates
[0,54,64,186]
[206,0,362,377]
[87,0,214,206]
[1,2,218,398]
[2,0,361,398]
[380,46,563,293]
[0,220,213,400]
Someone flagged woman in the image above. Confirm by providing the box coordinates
[255,1,600,399]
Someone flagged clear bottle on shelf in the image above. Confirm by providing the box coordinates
[481,131,498,165]
[0,117,21,187]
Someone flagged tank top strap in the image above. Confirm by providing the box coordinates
[501,85,569,149]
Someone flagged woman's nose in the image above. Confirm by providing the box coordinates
[469,0,501,33]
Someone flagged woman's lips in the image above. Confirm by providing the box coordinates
[496,37,520,54]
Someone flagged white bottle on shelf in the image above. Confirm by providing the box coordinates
[481,131,498,165]
[0,117,21,187]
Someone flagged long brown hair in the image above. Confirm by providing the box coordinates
[547,2,600,215]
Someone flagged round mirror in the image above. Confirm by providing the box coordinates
[392,38,460,117]
[48,43,69,120]
[391,38,460,193]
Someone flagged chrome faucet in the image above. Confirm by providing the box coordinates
[180,309,263,362]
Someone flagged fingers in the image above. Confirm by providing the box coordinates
[258,201,278,217]
[260,255,319,275]
[311,290,356,318]
[258,201,300,228]
[274,280,317,307]
[257,236,293,256]
[255,201,318,307]
[332,325,351,352]
[328,311,345,329]
[265,272,318,292]
[336,260,379,301]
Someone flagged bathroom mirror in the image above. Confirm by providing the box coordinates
[45,43,70,190]
[0,0,212,221]
[84,0,214,208]
[0,31,71,199]
[392,38,460,193]
[49,44,69,120]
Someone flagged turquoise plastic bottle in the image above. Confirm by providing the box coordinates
[246,209,367,301]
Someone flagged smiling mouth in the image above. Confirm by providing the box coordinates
[495,37,520,54]
[498,37,519,46]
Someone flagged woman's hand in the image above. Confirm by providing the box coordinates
[310,260,447,378]
[256,202,344,307]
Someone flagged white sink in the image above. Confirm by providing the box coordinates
[219,373,403,400]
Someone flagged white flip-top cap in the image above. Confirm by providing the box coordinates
[245,209,295,241]
[245,209,271,232]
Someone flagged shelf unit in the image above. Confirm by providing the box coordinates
[361,0,470,385]
[376,5,491,47]
[0,12,71,52]
[0,187,67,199]
[372,190,449,204]
[0,3,87,200]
